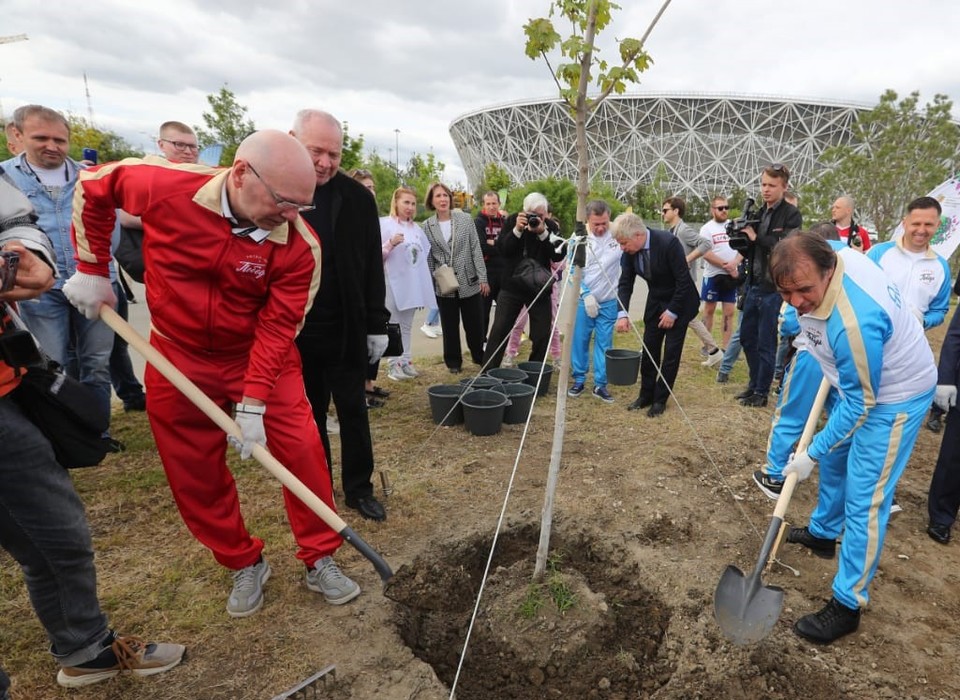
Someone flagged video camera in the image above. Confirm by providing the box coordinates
[725,199,762,253]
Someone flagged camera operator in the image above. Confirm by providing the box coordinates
[483,192,567,368]
[732,163,802,407]
[0,171,184,695]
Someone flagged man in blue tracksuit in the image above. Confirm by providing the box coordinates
[754,234,846,499]
[771,232,936,644]
[567,200,621,403]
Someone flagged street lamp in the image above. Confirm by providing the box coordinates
[394,128,400,173]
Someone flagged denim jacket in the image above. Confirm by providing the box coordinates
[0,154,115,288]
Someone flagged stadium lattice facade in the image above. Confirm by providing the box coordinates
[449,92,874,200]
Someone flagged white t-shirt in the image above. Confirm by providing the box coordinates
[699,219,737,278]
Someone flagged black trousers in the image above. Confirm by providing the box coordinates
[637,320,689,406]
[297,337,375,501]
[928,406,960,527]
[483,287,552,369]
[437,293,485,371]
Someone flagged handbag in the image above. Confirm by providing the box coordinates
[513,257,554,297]
[13,360,112,469]
[433,264,460,295]
[385,322,403,357]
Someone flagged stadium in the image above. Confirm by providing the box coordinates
[449,92,874,199]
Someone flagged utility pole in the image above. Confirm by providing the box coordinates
[83,72,95,126]
[394,128,400,173]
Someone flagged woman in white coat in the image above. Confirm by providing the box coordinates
[380,186,437,381]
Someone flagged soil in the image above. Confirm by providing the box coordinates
[5,327,960,700]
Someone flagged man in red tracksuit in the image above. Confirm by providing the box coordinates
[62,130,361,618]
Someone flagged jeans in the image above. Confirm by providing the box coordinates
[719,312,743,375]
[425,308,440,326]
[109,281,145,407]
[18,288,113,420]
[739,285,782,395]
[0,397,111,667]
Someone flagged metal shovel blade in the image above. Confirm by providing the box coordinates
[714,563,785,645]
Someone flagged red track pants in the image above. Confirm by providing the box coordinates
[145,332,341,570]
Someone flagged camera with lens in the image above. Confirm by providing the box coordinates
[725,198,762,253]
[525,213,542,229]
[0,250,20,294]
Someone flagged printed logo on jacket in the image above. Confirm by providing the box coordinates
[236,255,268,280]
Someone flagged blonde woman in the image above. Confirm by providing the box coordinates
[420,182,489,374]
[380,186,436,380]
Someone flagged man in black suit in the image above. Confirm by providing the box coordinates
[291,109,390,522]
[613,212,700,417]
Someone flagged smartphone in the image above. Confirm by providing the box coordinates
[82,147,98,164]
[0,250,20,293]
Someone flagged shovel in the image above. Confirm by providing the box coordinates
[714,377,829,645]
[99,305,394,584]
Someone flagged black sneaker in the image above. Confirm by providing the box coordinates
[786,526,837,559]
[926,415,943,433]
[734,388,754,400]
[753,470,784,500]
[57,632,185,688]
[716,371,729,384]
[739,393,768,407]
[794,598,861,644]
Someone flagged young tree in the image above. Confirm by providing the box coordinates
[402,152,446,202]
[800,90,960,238]
[475,162,513,201]
[194,85,256,166]
[523,0,661,221]
[339,122,365,172]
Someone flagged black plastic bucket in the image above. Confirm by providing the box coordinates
[461,389,509,436]
[427,384,464,426]
[605,349,642,386]
[458,376,502,392]
[517,361,554,397]
[498,382,536,424]
[485,367,528,385]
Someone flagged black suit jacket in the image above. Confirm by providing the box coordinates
[298,172,389,360]
[618,228,700,325]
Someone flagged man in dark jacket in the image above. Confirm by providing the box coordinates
[482,191,566,368]
[734,163,802,407]
[613,212,700,418]
[291,109,390,522]
[475,190,506,339]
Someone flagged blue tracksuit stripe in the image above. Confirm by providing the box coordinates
[764,351,825,477]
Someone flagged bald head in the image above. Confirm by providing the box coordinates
[229,130,316,230]
[831,196,854,226]
[235,130,315,203]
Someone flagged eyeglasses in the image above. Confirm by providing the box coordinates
[246,163,316,213]
[714,206,729,211]
[159,138,200,152]
[661,207,673,213]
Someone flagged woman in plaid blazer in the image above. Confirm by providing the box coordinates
[420,182,489,373]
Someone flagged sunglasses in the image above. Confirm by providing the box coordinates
[714,206,729,211]
[661,207,673,213]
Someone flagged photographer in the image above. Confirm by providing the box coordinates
[0,171,184,695]
[483,192,567,368]
[731,164,802,407]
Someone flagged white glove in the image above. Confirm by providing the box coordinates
[583,293,599,318]
[367,334,389,363]
[783,449,816,482]
[229,403,266,460]
[935,384,957,412]
[62,271,117,320]
[548,232,567,254]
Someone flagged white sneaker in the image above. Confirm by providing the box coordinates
[702,349,723,367]
[226,557,271,617]
[420,324,439,339]
[306,556,361,605]
[401,362,419,378]
[387,364,408,381]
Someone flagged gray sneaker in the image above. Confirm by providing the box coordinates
[306,556,361,605]
[226,557,271,618]
[401,361,420,378]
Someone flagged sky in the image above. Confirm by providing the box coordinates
[3,0,960,188]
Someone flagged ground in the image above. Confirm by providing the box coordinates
[2,326,959,700]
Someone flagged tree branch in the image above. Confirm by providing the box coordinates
[540,49,566,99]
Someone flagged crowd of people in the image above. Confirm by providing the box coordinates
[2,100,960,697]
